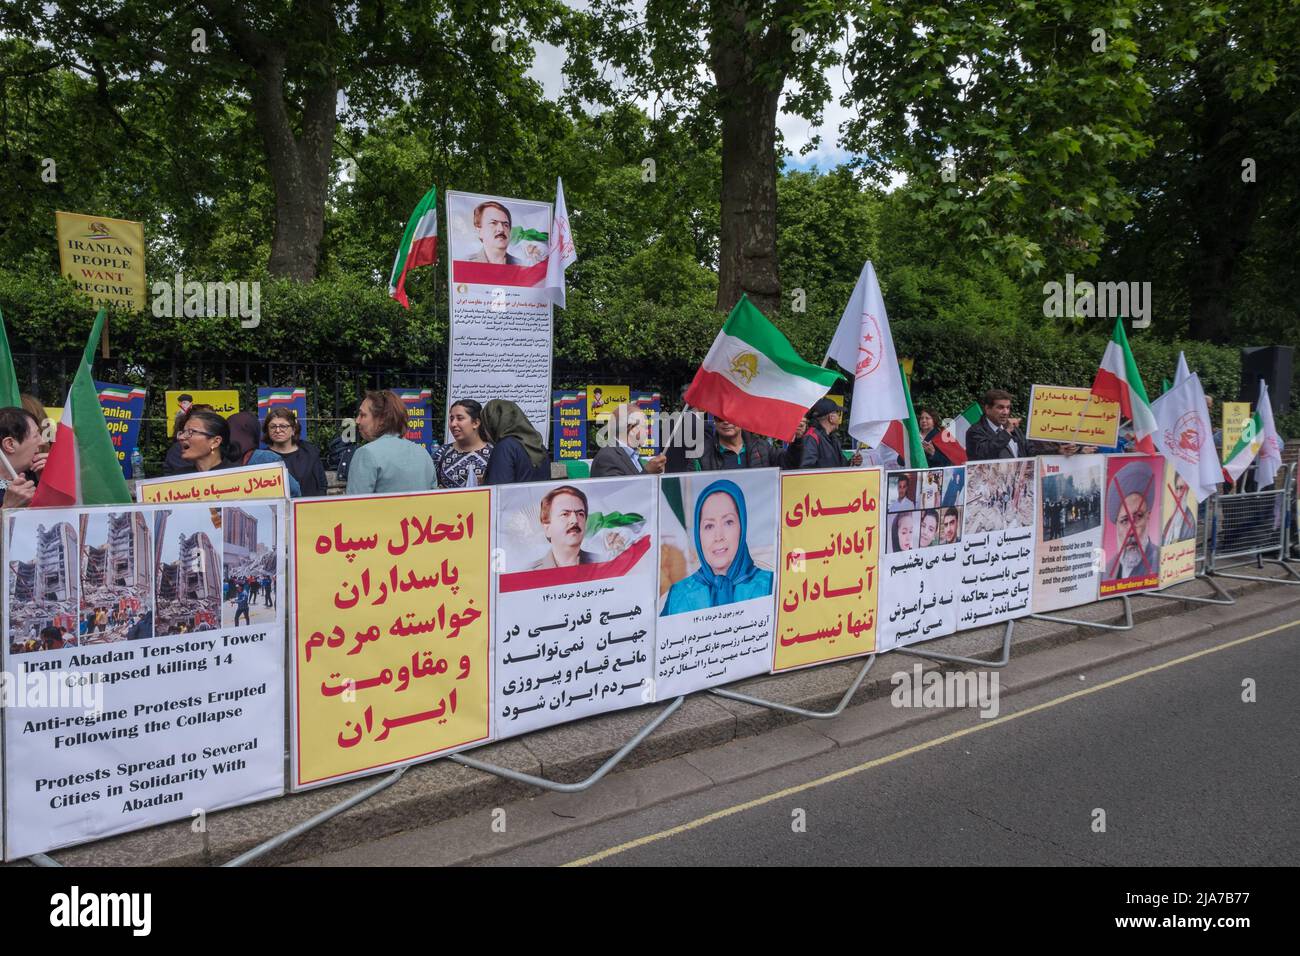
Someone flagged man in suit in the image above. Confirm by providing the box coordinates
[591,403,667,477]
[965,389,1080,460]
[528,485,600,569]
[463,200,538,265]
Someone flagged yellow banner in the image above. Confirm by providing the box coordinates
[165,389,241,436]
[292,489,492,788]
[1159,460,1197,588]
[1026,385,1120,446]
[774,469,881,671]
[1222,402,1251,455]
[55,211,146,312]
[587,384,629,420]
[136,462,288,503]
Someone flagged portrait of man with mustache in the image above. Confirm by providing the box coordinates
[529,484,600,569]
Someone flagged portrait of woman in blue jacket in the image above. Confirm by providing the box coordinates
[661,478,774,615]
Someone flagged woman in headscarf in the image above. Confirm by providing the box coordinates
[661,479,773,614]
[480,400,549,484]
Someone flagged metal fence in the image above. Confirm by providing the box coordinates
[1208,463,1300,585]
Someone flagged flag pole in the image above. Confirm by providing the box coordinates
[0,448,18,481]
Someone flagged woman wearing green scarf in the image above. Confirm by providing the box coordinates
[481,400,551,484]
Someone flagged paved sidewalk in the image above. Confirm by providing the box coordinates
[19,565,1300,867]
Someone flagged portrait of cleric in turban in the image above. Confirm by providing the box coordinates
[660,478,774,615]
[1105,458,1163,582]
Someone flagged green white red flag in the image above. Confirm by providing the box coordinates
[389,185,438,308]
[684,295,841,441]
[932,402,981,465]
[1090,318,1156,452]
[1222,380,1283,487]
[31,308,131,507]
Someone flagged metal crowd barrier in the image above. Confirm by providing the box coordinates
[1208,463,1300,586]
[1147,493,1236,605]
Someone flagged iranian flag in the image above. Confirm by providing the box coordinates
[1223,379,1283,487]
[932,402,981,465]
[684,295,842,441]
[388,184,438,308]
[31,308,131,507]
[877,364,928,467]
[1091,317,1157,452]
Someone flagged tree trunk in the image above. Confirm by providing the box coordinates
[711,6,785,316]
[251,54,336,282]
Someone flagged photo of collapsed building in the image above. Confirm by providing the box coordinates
[79,511,153,645]
[153,507,222,636]
[7,518,80,655]
[222,504,279,628]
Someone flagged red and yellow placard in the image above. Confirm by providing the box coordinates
[1026,385,1120,446]
[774,469,881,671]
[135,462,287,503]
[291,489,492,788]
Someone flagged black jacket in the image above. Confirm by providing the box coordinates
[798,427,845,469]
[698,429,777,470]
[964,417,1052,461]
[483,436,550,484]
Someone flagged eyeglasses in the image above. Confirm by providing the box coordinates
[267,423,294,431]
[176,428,215,440]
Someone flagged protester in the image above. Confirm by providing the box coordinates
[480,399,550,484]
[263,407,326,496]
[20,394,51,454]
[163,403,214,475]
[780,417,809,469]
[591,403,667,476]
[918,407,951,468]
[965,389,1079,461]
[346,390,436,494]
[234,586,250,627]
[696,417,777,470]
[0,406,45,507]
[799,399,862,469]
[174,410,242,473]
[433,399,494,487]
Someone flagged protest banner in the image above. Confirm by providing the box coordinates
[774,468,882,671]
[2,500,286,859]
[586,385,628,421]
[446,190,554,443]
[1100,454,1165,595]
[656,470,778,697]
[1026,385,1120,447]
[1158,458,1197,588]
[493,476,657,735]
[257,387,307,443]
[54,211,147,314]
[632,390,662,455]
[552,389,587,461]
[136,462,288,504]
[878,466,964,650]
[291,489,491,788]
[165,389,240,437]
[1222,402,1251,459]
[95,382,146,478]
[960,459,1037,625]
[1033,455,1105,612]
[393,388,434,449]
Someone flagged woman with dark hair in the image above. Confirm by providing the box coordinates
[264,407,326,496]
[918,407,951,468]
[433,399,493,488]
[480,400,549,485]
[176,409,241,472]
[346,390,435,494]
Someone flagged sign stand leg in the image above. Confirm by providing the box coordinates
[1030,594,1134,631]
[710,655,876,719]
[892,619,1016,669]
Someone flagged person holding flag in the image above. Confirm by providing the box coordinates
[1222,379,1284,488]
[1090,317,1157,453]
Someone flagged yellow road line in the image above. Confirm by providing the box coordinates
[564,618,1297,866]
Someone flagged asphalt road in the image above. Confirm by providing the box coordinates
[294,601,1300,868]
[499,607,1300,866]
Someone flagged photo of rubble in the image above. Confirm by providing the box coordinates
[79,511,153,645]
[221,504,279,628]
[153,507,223,636]
[7,515,80,655]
